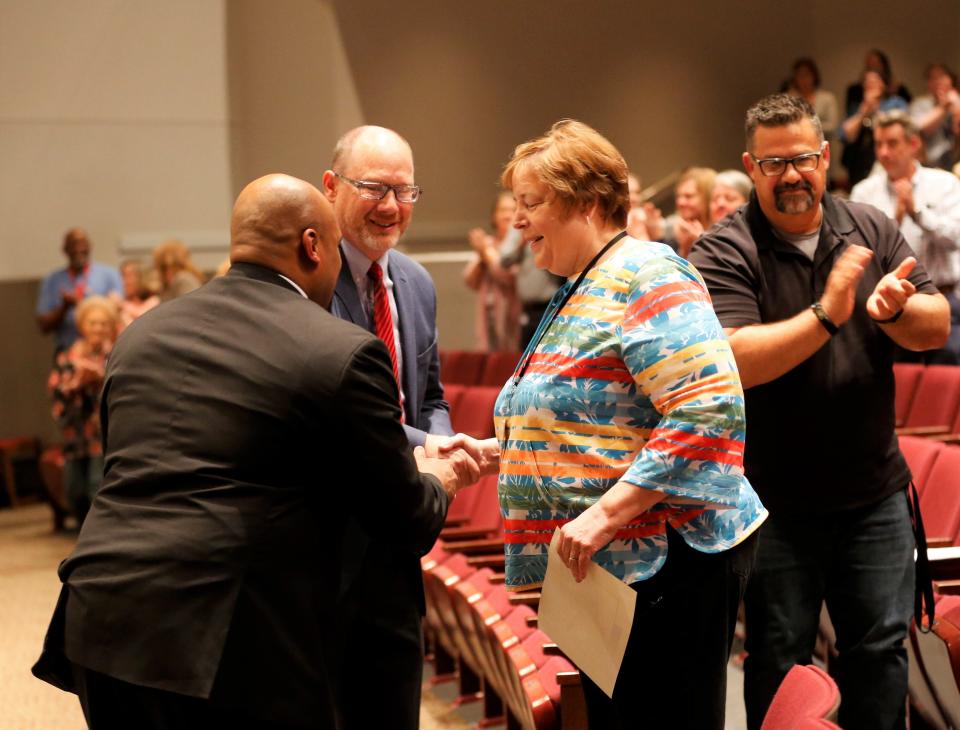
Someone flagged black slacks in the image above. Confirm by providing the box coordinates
[579,526,758,730]
[71,664,307,730]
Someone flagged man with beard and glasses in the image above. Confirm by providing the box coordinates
[690,94,950,730]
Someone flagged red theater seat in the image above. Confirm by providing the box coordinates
[442,351,487,386]
[760,664,840,730]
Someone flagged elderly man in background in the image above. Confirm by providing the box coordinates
[852,110,960,363]
[33,173,477,729]
[690,94,949,730]
[36,228,122,352]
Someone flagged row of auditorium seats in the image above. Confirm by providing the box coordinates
[894,364,960,436]
[440,350,522,388]
[897,436,960,728]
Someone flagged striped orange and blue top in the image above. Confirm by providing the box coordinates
[494,238,767,589]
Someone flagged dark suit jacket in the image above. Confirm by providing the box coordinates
[330,245,452,621]
[33,263,449,728]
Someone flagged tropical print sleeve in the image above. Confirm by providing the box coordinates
[618,251,748,508]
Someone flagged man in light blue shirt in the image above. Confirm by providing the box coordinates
[36,228,122,352]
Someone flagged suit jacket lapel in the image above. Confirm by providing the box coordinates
[331,245,368,328]
[389,257,418,425]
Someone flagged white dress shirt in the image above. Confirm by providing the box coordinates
[340,240,405,397]
[851,165,960,292]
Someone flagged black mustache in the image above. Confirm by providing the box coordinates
[775,181,813,194]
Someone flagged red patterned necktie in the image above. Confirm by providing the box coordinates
[367,261,404,420]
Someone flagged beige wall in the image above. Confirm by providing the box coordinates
[2,0,960,440]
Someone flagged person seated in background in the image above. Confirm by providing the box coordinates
[113,259,159,332]
[851,110,960,364]
[841,67,909,186]
[910,62,960,171]
[709,169,753,225]
[786,57,838,150]
[153,239,205,301]
[47,296,118,526]
[36,228,122,353]
[462,191,521,351]
[845,49,912,112]
[664,166,716,257]
[625,171,662,241]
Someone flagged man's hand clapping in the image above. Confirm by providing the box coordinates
[867,257,917,322]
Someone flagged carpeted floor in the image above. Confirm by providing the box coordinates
[0,502,746,729]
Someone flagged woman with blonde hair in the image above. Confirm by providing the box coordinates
[48,295,119,525]
[153,239,205,301]
[666,166,716,257]
[444,120,765,728]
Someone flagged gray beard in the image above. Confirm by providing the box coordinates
[774,188,815,214]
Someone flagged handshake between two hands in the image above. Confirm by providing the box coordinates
[413,434,500,499]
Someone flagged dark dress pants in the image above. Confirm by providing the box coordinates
[579,526,758,730]
[72,663,304,730]
[743,489,915,730]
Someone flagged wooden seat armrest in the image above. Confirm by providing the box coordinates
[927,546,960,581]
[928,433,960,444]
[489,572,506,584]
[445,538,504,554]
[507,591,541,607]
[935,580,960,595]
[927,537,955,549]
[543,642,569,660]
[556,671,581,686]
[525,615,538,627]
[444,517,469,527]
[895,425,951,437]
[465,554,505,569]
[440,525,496,540]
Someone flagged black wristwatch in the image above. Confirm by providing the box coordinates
[810,302,839,336]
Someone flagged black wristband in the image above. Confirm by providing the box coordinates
[810,302,839,336]
[873,308,904,325]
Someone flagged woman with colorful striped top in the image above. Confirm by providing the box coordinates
[444,120,766,729]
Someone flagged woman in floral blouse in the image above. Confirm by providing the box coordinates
[48,295,118,525]
[445,120,766,729]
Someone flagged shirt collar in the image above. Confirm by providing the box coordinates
[277,274,308,298]
[340,238,390,287]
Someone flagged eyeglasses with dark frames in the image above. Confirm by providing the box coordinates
[750,142,827,177]
[333,172,422,203]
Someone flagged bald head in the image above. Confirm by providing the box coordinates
[331,126,414,176]
[230,174,342,307]
[63,227,91,272]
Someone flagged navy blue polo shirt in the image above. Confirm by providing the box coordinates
[690,192,937,515]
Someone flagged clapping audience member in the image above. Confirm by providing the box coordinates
[845,49,912,112]
[709,169,753,225]
[47,296,118,526]
[153,239,205,301]
[787,58,839,145]
[114,259,159,331]
[625,172,655,240]
[666,166,716,257]
[842,66,909,186]
[36,228,122,353]
[462,192,521,351]
[910,63,960,170]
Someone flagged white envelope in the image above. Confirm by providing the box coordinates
[537,529,637,698]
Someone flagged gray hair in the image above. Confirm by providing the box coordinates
[745,93,824,151]
[713,169,753,199]
[875,109,919,138]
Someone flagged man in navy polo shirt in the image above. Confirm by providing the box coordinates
[36,229,122,352]
[691,94,950,730]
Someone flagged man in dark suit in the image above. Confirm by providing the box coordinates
[33,174,477,729]
[321,126,456,729]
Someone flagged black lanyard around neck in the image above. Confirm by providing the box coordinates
[512,230,628,384]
